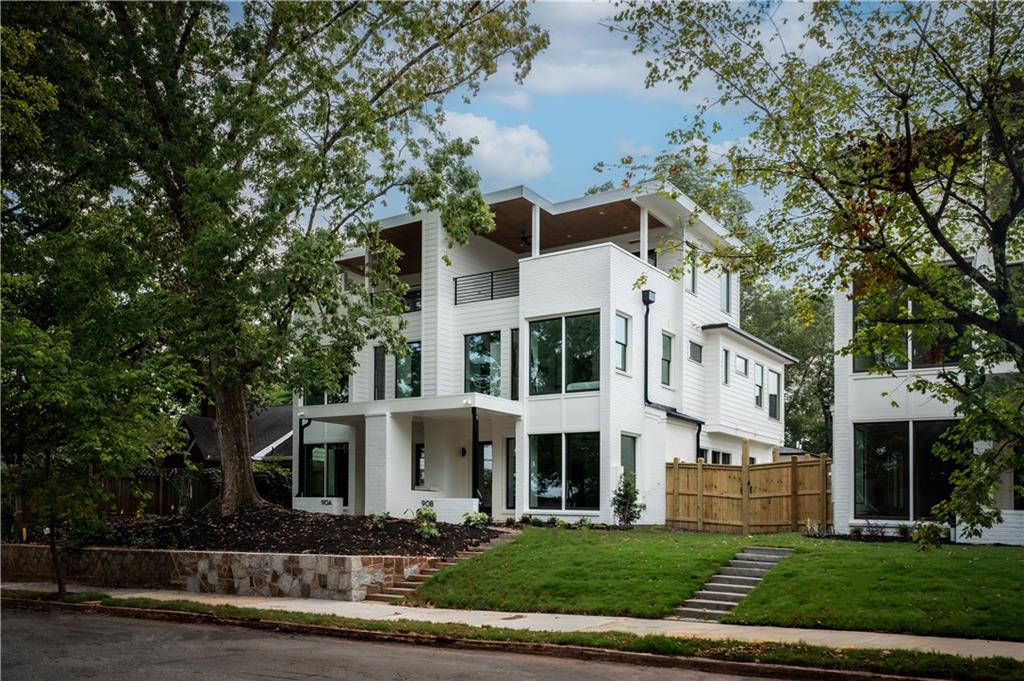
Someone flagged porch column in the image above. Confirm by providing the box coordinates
[363,413,390,514]
[531,204,540,258]
[639,206,649,264]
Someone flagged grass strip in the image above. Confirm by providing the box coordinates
[4,590,1021,681]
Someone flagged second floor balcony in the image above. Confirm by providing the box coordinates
[454,267,519,305]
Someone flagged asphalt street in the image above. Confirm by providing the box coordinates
[1,608,779,680]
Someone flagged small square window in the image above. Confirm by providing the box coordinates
[735,355,749,377]
[688,341,703,363]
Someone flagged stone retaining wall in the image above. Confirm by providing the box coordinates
[1,544,436,601]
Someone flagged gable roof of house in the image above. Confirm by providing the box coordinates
[181,404,293,463]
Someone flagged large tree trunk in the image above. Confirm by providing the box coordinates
[213,378,264,516]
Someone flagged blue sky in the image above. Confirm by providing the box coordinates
[439,1,752,202]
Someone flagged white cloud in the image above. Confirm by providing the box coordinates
[443,111,552,183]
[615,138,655,158]
[484,89,532,111]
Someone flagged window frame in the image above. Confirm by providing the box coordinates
[735,355,749,377]
[373,346,386,400]
[685,247,698,294]
[614,313,629,372]
[688,341,703,364]
[412,442,426,489]
[722,348,730,385]
[510,328,520,401]
[506,437,516,510]
[754,363,765,408]
[720,270,731,313]
[660,332,673,386]
[464,330,502,396]
[529,313,601,396]
[768,369,781,420]
[620,433,637,481]
[301,442,349,505]
[394,340,422,399]
[528,431,601,512]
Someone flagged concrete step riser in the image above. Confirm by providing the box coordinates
[744,547,793,556]
[719,566,769,578]
[707,575,761,587]
[702,582,755,595]
[728,560,777,570]
[673,607,725,621]
[695,591,745,604]
[682,598,735,612]
[735,553,782,563]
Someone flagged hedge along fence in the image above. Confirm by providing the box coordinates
[666,442,831,534]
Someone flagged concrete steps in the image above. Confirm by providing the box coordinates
[363,529,521,605]
[668,546,792,622]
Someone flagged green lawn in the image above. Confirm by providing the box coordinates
[409,527,1024,640]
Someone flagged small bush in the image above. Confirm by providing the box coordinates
[414,507,437,523]
[864,521,887,540]
[128,517,158,549]
[576,517,592,530]
[803,519,825,537]
[554,518,569,529]
[896,523,912,540]
[61,513,112,549]
[528,515,545,527]
[913,522,946,549]
[413,506,439,539]
[849,526,864,540]
[367,512,390,531]
[504,517,517,527]
[611,474,645,528]
[463,511,490,529]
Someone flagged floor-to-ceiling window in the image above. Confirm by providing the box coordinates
[302,442,348,505]
[912,420,963,520]
[506,438,516,509]
[854,422,909,520]
[395,341,421,398]
[529,313,600,395]
[528,432,600,512]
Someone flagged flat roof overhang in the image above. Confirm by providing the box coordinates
[701,323,800,364]
[299,393,522,424]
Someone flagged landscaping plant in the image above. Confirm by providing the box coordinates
[611,474,646,528]
[462,512,489,530]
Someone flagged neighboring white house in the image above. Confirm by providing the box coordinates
[293,184,795,524]
[832,276,1024,545]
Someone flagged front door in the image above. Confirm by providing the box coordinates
[473,441,493,515]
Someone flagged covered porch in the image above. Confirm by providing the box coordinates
[296,394,522,523]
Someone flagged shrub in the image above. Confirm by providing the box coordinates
[251,463,292,507]
[611,474,645,528]
[413,506,439,539]
[463,511,490,529]
[528,515,545,527]
[60,513,112,549]
[849,525,864,540]
[414,507,437,523]
[864,521,887,540]
[912,522,947,549]
[504,517,517,527]
[576,517,592,530]
[128,516,159,548]
[367,512,390,531]
[803,519,824,537]
[896,523,912,540]
[553,518,569,529]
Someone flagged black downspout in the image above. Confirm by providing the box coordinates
[641,289,702,457]
[297,417,312,496]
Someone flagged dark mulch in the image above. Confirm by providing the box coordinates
[89,506,498,557]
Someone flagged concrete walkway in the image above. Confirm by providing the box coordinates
[5,581,1023,662]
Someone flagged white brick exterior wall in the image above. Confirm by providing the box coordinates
[295,186,794,525]
[832,286,1023,545]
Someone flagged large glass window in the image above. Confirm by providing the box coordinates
[913,420,962,520]
[328,376,349,404]
[506,438,516,509]
[615,314,629,372]
[465,331,501,396]
[529,318,562,396]
[565,313,600,392]
[768,370,781,419]
[754,363,764,408]
[720,270,731,313]
[566,433,600,510]
[304,386,326,406]
[620,434,637,480]
[510,328,520,401]
[529,434,562,509]
[395,341,421,398]
[302,443,348,505]
[661,333,672,385]
[854,422,909,520]
[852,281,908,373]
[373,346,386,400]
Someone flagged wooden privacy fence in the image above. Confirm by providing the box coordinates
[666,447,832,534]
[98,471,220,516]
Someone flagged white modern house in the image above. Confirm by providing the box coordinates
[293,184,795,524]
[832,276,1024,545]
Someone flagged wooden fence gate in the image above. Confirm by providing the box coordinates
[665,447,831,534]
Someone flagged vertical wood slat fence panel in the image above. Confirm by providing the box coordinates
[666,453,832,534]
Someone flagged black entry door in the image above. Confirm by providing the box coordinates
[473,441,493,515]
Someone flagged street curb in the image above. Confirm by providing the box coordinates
[1,597,939,681]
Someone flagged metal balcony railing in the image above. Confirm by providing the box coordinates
[454,267,519,305]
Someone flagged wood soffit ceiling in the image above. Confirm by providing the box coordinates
[338,220,422,274]
[484,198,665,253]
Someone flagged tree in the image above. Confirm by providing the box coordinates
[741,284,834,454]
[612,1,1023,532]
[4,2,547,515]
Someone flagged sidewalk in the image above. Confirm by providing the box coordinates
[5,581,1023,662]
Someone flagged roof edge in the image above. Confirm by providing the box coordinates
[701,323,800,364]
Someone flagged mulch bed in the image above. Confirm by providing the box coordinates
[87,506,499,557]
